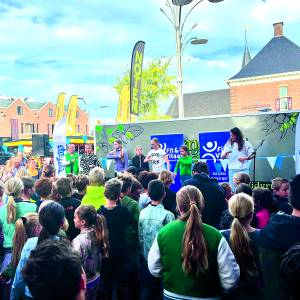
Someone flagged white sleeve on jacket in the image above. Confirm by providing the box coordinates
[148,236,162,278]
[221,141,230,157]
[217,236,240,292]
[245,140,254,157]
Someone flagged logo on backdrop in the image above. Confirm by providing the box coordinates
[161,143,180,161]
[199,131,230,182]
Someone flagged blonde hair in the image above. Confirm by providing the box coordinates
[228,193,257,280]
[89,167,105,186]
[159,170,173,186]
[271,177,288,191]
[176,185,207,275]
[5,178,24,223]
[15,167,30,179]
[12,213,39,269]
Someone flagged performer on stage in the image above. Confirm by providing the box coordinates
[221,127,254,190]
[107,139,128,173]
[144,138,170,173]
[64,144,79,175]
[80,144,101,175]
[174,145,193,185]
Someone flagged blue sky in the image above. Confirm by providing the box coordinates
[1,0,300,124]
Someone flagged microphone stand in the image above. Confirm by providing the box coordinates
[249,139,264,183]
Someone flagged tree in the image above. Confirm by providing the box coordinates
[114,58,177,120]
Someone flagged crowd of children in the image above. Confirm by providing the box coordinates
[0,145,299,300]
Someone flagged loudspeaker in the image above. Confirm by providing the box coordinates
[32,134,50,157]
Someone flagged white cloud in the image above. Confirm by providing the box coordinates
[250,0,300,24]
[0,0,300,121]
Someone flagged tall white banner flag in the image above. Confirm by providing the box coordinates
[295,114,300,174]
[53,117,67,177]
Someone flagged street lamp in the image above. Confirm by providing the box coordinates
[162,0,224,118]
[191,38,208,45]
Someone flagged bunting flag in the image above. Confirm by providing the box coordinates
[276,156,284,170]
[53,117,67,177]
[66,95,78,136]
[266,157,277,170]
[101,158,107,169]
[106,159,112,170]
[295,113,300,174]
[220,159,229,172]
[130,41,145,116]
[55,92,66,123]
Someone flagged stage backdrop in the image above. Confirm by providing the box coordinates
[151,133,184,191]
[199,131,230,183]
[95,111,299,183]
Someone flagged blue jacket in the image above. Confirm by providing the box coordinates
[138,203,174,260]
[11,236,60,300]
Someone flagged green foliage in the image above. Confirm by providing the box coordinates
[279,112,299,132]
[114,58,177,120]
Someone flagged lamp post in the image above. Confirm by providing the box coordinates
[161,0,224,118]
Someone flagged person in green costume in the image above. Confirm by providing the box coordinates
[64,144,79,175]
[174,145,193,186]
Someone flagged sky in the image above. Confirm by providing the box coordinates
[1,0,300,125]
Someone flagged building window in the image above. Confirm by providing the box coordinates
[48,108,53,117]
[77,124,80,132]
[36,124,39,133]
[51,124,54,134]
[17,106,23,115]
[276,86,292,111]
[76,111,80,118]
[32,123,35,133]
[86,125,88,135]
[21,123,24,134]
[24,123,33,133]
[279,86,288,98]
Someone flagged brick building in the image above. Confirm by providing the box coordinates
[0,97,89,139]
[167,22,300,118]
[227,22,300,114]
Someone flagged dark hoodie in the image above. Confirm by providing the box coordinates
[273,194,293,215]
[259,213,300,253]
[183,173,226,228]
[131,154,149,173]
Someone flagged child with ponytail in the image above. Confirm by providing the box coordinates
[0,178,36,272]
[73,205,109,300]
[222,192,264,299]
[148,185,239,300]
[11,201,66,299]
[1,213,40,281]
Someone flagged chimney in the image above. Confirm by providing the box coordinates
[273,22,284,37]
